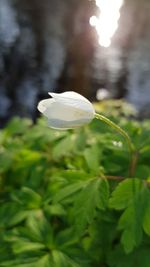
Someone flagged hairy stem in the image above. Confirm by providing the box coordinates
[95,113,135,176]
[129,151,139,177]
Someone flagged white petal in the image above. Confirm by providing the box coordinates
[48,91,90,103]
[47,117,91,130]
[37,98,55,113]
[48,91,95,114]
[43,101,94,121]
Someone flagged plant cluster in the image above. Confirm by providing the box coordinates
[0,101,150,267]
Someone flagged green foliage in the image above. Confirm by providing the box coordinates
[73,178,109,235]
[0,100,150,266]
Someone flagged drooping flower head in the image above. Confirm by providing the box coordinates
[37,91,95,129]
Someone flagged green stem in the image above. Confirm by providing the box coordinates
[95,113,135,176]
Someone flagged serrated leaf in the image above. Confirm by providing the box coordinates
[97,178,109,209]
[35,254,53,267]
[52,250,80,267]
[84,144,101,172]
[74,178,109,235]
[0,203,28,228]
[56,170,90,182]
[52,250,68,267]
[0,254,52,267]
[12,187,42,209]
[56,228,78,248]
[119,205,143,253]
[118,185,148,253]
[52,135,75,159]
[109,179,141,210]
[26,212,53,245]
[44,204,66,216]
[53,182,85,203]
[13,240,45,254]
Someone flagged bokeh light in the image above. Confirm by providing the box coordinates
[89,0,124,47]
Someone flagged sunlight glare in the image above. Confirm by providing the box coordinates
[89,0,124,47]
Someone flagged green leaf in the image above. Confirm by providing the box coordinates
[52,250,80,267]
[97,178,109,209]
[135,165,150,179]
[109,179,142,210]
[0,151,14,173]
[55,170,90,182]
[44,204,66,216]
[118,185,148,253]
[74,178,109,235]
[108,245,150,267]
[12,187,42,209]
[0,254,52,267]
[13,241,45,254]
[52,250,68,267]
[0,110,150,267]
[53,182,85,203]
[84,144,101,172]
[26,211,53,245]
[16,149,41,166]
[5,117,32,136]
[118,205,143,253]
[56,228,78,249]
[0,203,28,228]
[34,254,53,267]
[143,193,150,236]
[52,135,75,159]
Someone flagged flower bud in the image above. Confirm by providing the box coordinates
[37,91,95,129]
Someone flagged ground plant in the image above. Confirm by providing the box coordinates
[0,100,150,267]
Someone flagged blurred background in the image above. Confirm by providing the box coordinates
[0,0,150,126]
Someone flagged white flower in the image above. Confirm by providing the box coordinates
[37,91,95,129]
